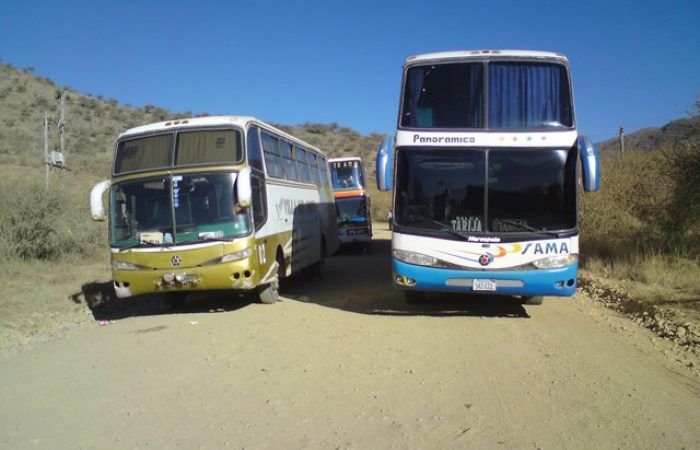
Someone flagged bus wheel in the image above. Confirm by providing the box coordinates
[259,280,279,304]
[521,296,544,305]
[404,290,426,304]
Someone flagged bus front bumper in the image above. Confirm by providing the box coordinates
[393,259,578,297]
[111,259,259,299]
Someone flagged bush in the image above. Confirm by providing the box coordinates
[580,143,700,261]
[0,175,104,261]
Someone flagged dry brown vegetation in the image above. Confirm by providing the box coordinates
[0,63,391,264]
[578,106,700,346]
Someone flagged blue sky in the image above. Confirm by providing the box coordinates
[1,0,698,142]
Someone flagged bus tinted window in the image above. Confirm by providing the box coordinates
[307,152,320,184]
[401,62,484,129]
[296,147,311,182]
[280,141,299,181]
[251,175,267,230]
[115,134,173,174]
[488,149,576,231]
[246,126,264,172]
[262,132,283,178]
[488,63,572,129]
[176,130,242,166]
[318,156,329,186]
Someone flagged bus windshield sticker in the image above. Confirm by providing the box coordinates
[452,216,482,232]
[199,231,224,239]
[140,232,164,244]
[492,219,528,233]
[173,177,181,208]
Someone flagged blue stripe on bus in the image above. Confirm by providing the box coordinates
[393,259,578,297]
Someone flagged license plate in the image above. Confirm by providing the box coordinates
[473,279,496,291]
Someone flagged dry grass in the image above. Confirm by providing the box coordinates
[0,255,111,357]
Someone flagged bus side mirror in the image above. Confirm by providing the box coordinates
[89,180,111,221]
[376,135,394,191]
[578,135,600,192]
[236,167,252,208]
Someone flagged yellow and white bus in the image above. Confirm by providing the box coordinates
[90,116,339,304]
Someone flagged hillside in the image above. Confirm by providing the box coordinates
[596,113,700,155]
[0,63,384,179]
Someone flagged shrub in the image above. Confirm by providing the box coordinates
[0,175,103,261]
[580,142,700,261]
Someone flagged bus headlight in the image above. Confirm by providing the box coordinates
[393,249,459,268]
[394,249,436,266]
[532,254,578,269]
[220,247,253,263]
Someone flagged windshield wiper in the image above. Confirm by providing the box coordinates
[176,236,233,245]
[405,217,471,241]
[120,240,169,250]
[432,219,476,241]
[491,218,562,238]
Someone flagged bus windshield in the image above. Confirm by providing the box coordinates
[109,172,250,247]
[395,148,576,235]
[331,160,364,189]
[401,61,572,129]
[336,197,369,225]
[114,129,243,174]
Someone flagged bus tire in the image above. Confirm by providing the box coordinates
[404,290,426,304]
[259,280,279,304]
[521,296,544,305]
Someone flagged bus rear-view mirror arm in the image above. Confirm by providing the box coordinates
[578,134,600,192]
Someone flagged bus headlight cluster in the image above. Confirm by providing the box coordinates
[160,272,199,288]
[220,247,253,263]
[393,249,459,269]
[532,254,578,269]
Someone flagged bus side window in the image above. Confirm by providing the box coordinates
[318,156,329,186]
[296,147,311,183]
[262,132,283,178]
[307,151,320,184]
[280,141,299,181]
[251,175,267,230]
[247,126,264,172]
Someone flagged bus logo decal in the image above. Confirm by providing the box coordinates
[171,256,182,267]
[479,254,492,266]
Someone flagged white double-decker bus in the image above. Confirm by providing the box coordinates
[377,50,599,304]
[90,116,339,305]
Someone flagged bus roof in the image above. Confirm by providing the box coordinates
[404,49,569,67]
[329,156,363,163]
[119,115,257,138]
[118,115,327,155]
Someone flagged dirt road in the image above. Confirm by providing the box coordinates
[1,228,699,449]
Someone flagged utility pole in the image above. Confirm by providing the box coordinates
[619,125,625,156]
[44,113,49,190]
[43,90,69,189]
[59,90,65,157]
